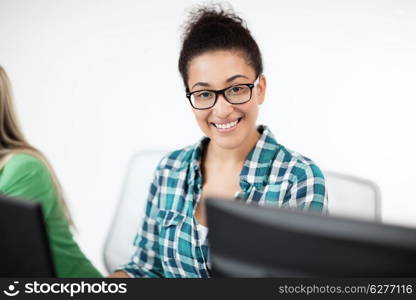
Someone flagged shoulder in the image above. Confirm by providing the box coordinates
[257,125,324,182]
[0,153,56,212]
[0,153,54,196]
[274,145,325,181]
[156,144,197,172]
[1,153,49,178]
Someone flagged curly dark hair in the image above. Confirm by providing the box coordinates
[178,3,263,90]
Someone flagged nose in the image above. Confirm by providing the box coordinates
[213,94,233,118]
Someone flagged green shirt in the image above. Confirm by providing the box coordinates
[0,154,101,277]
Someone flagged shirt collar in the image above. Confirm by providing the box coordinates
[188,125,280,189]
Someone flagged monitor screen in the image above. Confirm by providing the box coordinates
[0,195,55,277]
[206,198,416,277]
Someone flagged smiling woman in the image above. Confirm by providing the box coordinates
[110,3,328,278]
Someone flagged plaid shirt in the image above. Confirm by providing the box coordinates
[121,125,328,278]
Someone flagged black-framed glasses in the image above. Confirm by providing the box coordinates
[186,77,259,110]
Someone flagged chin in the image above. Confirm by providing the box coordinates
[210,135,246,150]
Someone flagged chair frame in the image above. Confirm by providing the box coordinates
[325,170,382,222]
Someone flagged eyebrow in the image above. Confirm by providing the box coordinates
[190,74,249,90]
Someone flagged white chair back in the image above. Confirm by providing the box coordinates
[325,171,381,221]
[103,151,169,274]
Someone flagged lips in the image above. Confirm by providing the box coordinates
[211,117,242,128]
[211,117,243,130]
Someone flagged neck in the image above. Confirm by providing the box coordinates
[205,127,261,166]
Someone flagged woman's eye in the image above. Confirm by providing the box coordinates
[228,86,244,95]
[196,91,212,99]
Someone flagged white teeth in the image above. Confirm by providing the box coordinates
[215,120,238,129]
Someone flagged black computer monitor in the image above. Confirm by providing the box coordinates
[206,198,416,277]
[0,195,55,277]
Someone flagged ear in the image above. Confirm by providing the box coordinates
[256,74,266,105]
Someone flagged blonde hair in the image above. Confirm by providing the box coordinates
[0,65,73,225]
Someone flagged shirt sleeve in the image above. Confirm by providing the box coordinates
[284,163,328,214]
[119,171,164,277]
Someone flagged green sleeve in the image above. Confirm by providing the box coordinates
[0,154,102,278]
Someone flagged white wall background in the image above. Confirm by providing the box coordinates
[1,0,415,274]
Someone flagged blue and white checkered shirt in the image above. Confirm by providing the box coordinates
[121,125,328,277]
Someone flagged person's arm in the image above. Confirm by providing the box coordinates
[108,271,130,278]
[284,163,328,213]
[0,154,102,277]
[110,171,164,278]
